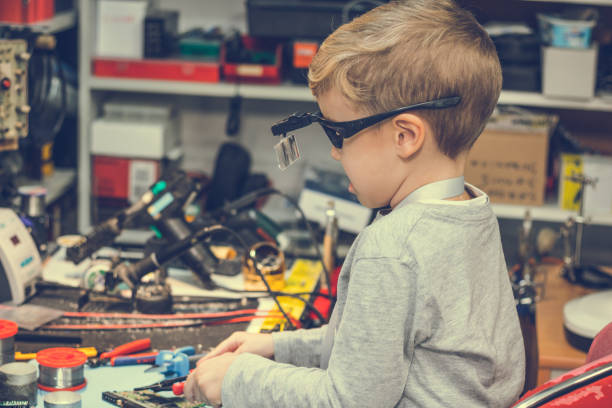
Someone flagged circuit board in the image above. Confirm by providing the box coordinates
[0,39,29,152]
[102,390,211,408]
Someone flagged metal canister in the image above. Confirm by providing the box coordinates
[0,361,38,406]
[36,348,87,391]
[44,390,82,408]
[18,185,47,218]
[0,319,18,365]
[243,242,286,291]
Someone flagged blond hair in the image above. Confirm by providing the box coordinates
[308,0,502,158]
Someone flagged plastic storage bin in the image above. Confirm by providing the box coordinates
[538,13,596,49]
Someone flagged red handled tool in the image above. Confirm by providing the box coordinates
[88,338,151,367]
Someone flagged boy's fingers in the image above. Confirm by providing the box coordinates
[199,333,244,363]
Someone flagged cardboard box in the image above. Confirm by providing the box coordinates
[559,153,612,216]
[465,112,557,206]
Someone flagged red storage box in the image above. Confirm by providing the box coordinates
[0,0,55,24]
[222,36,283,84]
[92,58,221,83]
[92,155,161,201]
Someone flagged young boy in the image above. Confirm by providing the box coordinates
[184,0,525,406]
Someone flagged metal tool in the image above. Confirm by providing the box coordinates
[0,208,42,304]
[133,375,188,395]
[88,338,151,368]
[110,351,158,366]
[144,346,196,376]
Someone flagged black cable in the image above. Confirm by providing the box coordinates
[207,226,297,330]
[217,187,334,303]
[214,284,327,324]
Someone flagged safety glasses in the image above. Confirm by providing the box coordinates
[271,96,461,149]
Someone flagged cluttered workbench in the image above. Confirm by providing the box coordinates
[0,169,335,407]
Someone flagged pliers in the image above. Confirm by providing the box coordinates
[88,338,151,367]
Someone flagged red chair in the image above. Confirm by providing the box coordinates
[512,322,612,408]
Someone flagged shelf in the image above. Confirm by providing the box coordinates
[90,77,315,102]
[90,77,612,110]
[0,10,77,34]
[491,202,612,226]
[498,91,612,112]
[17,168,76,205]
[522,0,612,5]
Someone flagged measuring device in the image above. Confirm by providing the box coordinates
[0,208,42,304]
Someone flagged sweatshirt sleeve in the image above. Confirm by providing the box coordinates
[221,257,419,408]
[272,326,327,367]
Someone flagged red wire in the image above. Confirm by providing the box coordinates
[43,314,292,330]
[44,321,201,330]
[61,309,263,320]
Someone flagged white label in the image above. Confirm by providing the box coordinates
[236,64,264,77]
[129,160,157,203]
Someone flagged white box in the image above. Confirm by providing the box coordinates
[91,117,178,159]
[96,0,150,58]
[298,166,373,234]
[559,154,612,217]
[542,45,598,100]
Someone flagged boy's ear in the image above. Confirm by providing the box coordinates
[391,113,426,159]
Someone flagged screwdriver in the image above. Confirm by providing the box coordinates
[15,347,98,361]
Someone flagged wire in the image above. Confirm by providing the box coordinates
[214,284,327,324]
[205,225,297,330]
[218,187,334,304]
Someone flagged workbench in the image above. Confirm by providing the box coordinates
[535,265,595,385]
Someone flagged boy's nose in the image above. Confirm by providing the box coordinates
[330,146,341,161]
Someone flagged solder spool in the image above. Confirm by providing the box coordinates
[44,390,82,408]
[0,361,38,406]
[0,319,18,365]
[36,348,87,391]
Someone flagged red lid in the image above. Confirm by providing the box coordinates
[0,320,18,339]
[36,347,87,368]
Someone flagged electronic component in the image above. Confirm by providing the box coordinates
[102,390,209,408]
[144,10,179,58]
[0,208,42,304]
[0,39,29,152]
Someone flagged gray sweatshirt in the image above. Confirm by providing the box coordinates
[221,185,525,407]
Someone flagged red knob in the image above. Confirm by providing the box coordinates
[1,78,11,90]
[172,382,185,395]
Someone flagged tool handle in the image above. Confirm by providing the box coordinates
[111,352,158,366]
[100,338,151,360]
[174,346,195,356]
[16,347,98,361]
[188,353,207,368]
[172,382,185,395]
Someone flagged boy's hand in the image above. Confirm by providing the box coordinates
[199,331,274,364]
[184,352,238,407]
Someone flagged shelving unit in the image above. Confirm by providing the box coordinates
[522,0,612,5]
[78,0,612,232]
[1,10,77,34]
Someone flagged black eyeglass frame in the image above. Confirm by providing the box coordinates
[270,96,461,148]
